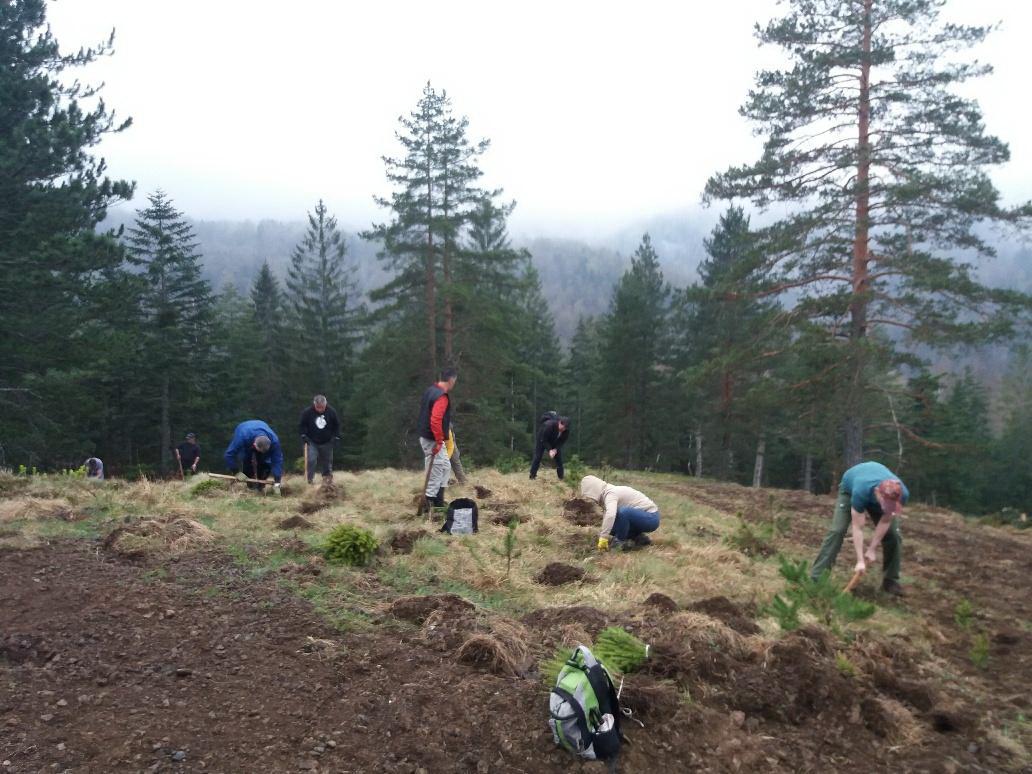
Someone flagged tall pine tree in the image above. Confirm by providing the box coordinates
[705,0,1032,467]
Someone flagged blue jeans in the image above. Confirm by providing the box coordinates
[612,507,660,541]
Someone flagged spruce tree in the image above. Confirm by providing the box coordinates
[595,235,673,469]
[676,208,785,481]
[125,191,213,473]
[284,200,363,405]
[705,0,1032,467]
[0,1,134,468]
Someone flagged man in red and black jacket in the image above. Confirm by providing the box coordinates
[417,367,458,506]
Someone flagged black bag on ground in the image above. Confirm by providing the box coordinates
[441,497,478,535]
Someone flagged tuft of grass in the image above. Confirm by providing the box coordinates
[954,598,974,629]
[970,631,990,670]
[835,651,857,678]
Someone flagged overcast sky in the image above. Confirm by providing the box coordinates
[47,0,1032,237]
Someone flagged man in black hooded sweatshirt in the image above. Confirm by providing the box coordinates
[529,413,571,480]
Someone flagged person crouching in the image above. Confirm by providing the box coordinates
[580,475,660,552]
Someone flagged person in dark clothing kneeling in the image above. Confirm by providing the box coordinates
[299,394,340,484]
[530,413,570,480]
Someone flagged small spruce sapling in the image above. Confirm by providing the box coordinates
[492,518,522,578]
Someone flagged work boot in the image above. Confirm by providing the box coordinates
[633,534,652,547]
[882,579,905,597]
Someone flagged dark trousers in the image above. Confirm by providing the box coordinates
[235,452,271,490]
[529,442,564,479]
[305,441,334,482]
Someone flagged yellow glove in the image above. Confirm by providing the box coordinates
[597,537,610,552]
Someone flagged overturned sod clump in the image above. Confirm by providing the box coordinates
[474,485,493,499]
[643,592,679,614]
[388,529,429,554]
[390,594,476,625]
[456,619,531,676]
[278,515,314,530]
[189,478,226,497]
[0,497,76,522]
[322,524,378,567]
[102,518,216,559]
[562,497,598,526]
[535,562,586,586]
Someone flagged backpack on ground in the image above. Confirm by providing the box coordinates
[441,497,478,535]
[549,645,622,762]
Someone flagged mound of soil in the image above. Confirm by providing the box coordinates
[389,593,476,625]
[643,592,679,613]
[389,529,429,554]
[619,675,682,721]
[562,498,598,527]
[102,518,216,560]
[456,620,531,677]
[685,596,760,635]
[535,562,586,586]
[297,500,327,515]
[521,606,610,650]
[474,485,492,499]
[277,515,314,530]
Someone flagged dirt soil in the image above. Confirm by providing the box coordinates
[277,515,314,530]
[3,474,1032,772]
[534,562,586,586]
[562,498,598,527]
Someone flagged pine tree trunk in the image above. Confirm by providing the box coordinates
[752,435,765,488]
[425,222,437,377]
[442,167,454,365]
[694,428,703,478]
[802,452,813,493]
[845,0,873,470]
[160,373,171,475]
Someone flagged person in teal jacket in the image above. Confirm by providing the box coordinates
[810,460,909,595]
[224,419,284,494]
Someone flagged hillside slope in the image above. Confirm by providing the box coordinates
[2,468,1029,772]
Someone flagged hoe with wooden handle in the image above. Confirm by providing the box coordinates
[208,472,269,486]
[843,570,864,593]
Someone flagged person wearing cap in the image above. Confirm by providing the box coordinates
[810,460,909,595]
[175,432,201,476]
[580,475,660,551]
[84,456,104,480]
[530,414,571,480]
[224,419,284,494]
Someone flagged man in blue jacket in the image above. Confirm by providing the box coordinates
[810,460,909,595]
[224,419,284,495]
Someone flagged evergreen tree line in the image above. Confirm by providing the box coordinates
[1,0,1028,516]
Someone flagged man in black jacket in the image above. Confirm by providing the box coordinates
[299,394,340,484]
[530,413,571,480]
[175,432,201,476]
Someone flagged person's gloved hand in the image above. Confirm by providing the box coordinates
[432,441,442,455]
[597,537,610,552]
[273,483,282,496]
[234,471,247,482]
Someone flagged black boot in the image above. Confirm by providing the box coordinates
[433,488,446,507]
[882,579,905,597]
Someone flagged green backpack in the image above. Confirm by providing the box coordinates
[548,645,622,762]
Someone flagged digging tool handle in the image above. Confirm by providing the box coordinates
[175,448,184,480]
[416,445,439,518]
[304,440,309,483]
[843,571,864,593]
[208,472,268,485]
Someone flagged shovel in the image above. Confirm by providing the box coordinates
[843,570,864,593]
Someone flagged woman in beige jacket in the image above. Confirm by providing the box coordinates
[580,475,660,552]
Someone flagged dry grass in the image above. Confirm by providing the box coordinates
[0,497,75,522]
